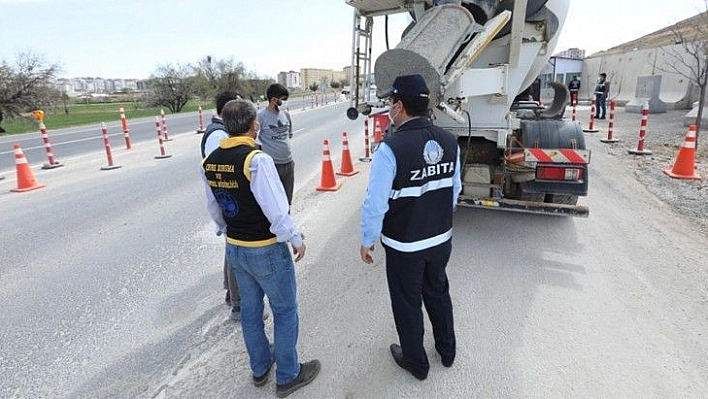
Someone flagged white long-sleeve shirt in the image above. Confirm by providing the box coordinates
[201,149,302,248]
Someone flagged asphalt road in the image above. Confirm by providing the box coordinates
[0,93,342,174]
[0,102,706,397]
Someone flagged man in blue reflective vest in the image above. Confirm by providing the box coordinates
[360,74,462,380]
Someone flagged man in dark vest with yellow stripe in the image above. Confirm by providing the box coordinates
[201,99,320,397]
[360,74,462,381]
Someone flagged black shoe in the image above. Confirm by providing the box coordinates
[253,344,275,387]
[275,360,321,398]
[390,344,427,380]
[441,353,455,368]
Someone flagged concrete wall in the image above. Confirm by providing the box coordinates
[581,44,698,109]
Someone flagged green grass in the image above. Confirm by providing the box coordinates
[0,100,211,135]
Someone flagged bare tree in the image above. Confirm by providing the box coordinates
[661,5,708,148]
[145,63,195,113]
[192,56,252,99]
[0,52,60,132]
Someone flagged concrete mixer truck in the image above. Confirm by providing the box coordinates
[345,0,591,217]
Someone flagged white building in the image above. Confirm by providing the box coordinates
[278,71,301,89]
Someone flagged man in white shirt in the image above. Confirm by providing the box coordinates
[201,99,320,396]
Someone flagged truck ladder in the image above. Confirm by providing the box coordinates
[350,10,374,110]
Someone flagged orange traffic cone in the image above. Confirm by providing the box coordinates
[316,140,341,191]
[664,125,702,180]
[11,144,46,192]
[337,131,359,176]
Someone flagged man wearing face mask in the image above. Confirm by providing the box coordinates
[594,73,610,119]
[202,99,319,397]
[258,83,295,206]
[359,74,462,381]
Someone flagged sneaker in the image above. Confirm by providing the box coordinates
[275,360,321,398]
[253,344,275,387]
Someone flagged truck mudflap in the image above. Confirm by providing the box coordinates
[457,195,590,217]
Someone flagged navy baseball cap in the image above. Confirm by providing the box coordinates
[377,74,430,99]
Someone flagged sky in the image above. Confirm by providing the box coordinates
[1,0,706,80]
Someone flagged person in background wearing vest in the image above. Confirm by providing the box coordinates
[258,83,295,206]
[200,91,243,321]
[568,75,580,107]
[201,99,320,397]
[594,73,610,119]
[359,74,462,381]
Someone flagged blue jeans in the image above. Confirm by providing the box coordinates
[226,242,301,385]
[596,95,606,118]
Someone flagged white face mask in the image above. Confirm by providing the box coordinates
[388,103,399,126]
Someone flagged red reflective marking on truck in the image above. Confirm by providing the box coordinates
[528,148,554,162]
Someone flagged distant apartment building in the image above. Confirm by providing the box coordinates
[54,78,75,96]
[55,76,145,96]
[554,47,585,60]
[278,71,301,89]
[332,70,347,86]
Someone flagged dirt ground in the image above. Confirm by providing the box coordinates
[572,105,707,236]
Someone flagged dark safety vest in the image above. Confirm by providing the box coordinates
[200,116,225,158]
[202,136,277,247]
[381,117,458,253]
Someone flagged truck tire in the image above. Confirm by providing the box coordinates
[518,120,585,205]
[520,120,585,150]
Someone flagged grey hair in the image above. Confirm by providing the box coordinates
[221,99,257,136]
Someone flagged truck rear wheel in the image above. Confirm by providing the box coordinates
[518,120,585,205]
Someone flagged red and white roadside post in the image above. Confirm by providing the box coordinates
[99,122,121,170]
[359,117,371,162]
[39,123,63,169]
[628,103,652,155]
[160,109,172,141]
[154,116,172,159]
[119,106,133,150]
[582,97,599,133]
[196,105,206,134]
[571,102,577,122]
[600,100,619,143]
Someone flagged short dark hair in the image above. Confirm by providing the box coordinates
[266,83,289,101]
[221,99,257,136]
[392,94,429,117]
[215,91,242,115]
[600,73,607,78]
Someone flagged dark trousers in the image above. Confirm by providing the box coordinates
[596,95,607,118]
[224,250,240,306]
[570,91,578,106]
[275,161,295,206]
[383,240,456,377]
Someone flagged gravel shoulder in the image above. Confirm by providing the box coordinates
[573,105,707,236]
